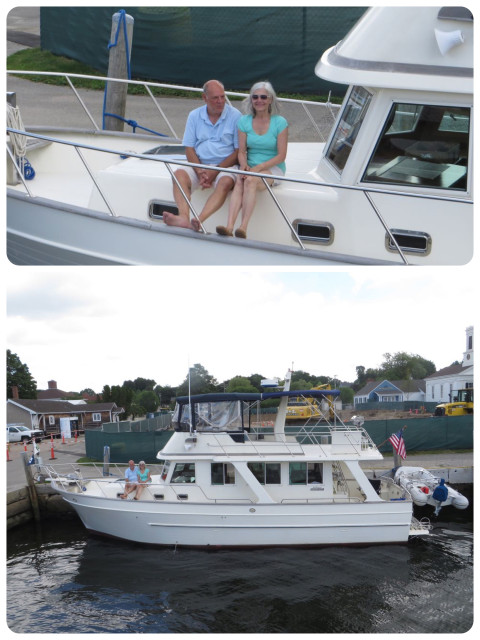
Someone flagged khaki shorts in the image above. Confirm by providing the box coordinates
[180,164,238,192]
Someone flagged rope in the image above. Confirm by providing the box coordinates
[102,11,167,138]
[102,112,168,137]
[6,102,35,179]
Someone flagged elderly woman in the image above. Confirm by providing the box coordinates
[216,81,288,239]
[134,461,151,500]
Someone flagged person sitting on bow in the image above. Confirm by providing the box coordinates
[163,79,241,230]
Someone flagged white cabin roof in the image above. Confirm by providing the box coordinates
[315,6,473,94]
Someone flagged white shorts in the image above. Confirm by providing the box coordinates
[268,165,285,187]
[179,164,238,192]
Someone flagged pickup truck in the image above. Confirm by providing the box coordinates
[7,425,44,443]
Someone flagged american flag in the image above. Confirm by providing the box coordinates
[389,429,407,459]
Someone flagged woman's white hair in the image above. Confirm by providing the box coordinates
[242,81,281,116]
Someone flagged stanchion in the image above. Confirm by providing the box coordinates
[7,443,11,462]
[24,440,27,452]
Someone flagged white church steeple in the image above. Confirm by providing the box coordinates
[462,325,473,367]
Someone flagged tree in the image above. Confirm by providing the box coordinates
[7,350,37,399]
[123,377,156,392]
[380,352,436,380]
[247,373,266,391]
[155,384,176,406]
[135,389,159,415]
[339,386,354,405]
[176,363,218,396]
[226,376,258,393]
[101,383,134,420]
[290,378,312,391]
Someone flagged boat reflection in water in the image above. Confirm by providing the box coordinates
[6,507,473,633]
[46,371,430,548]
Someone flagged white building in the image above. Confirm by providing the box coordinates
[425,326,474,403]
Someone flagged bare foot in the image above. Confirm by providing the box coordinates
[191,219,201,232]
[163,211,191,228]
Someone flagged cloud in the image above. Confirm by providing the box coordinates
[6,267,474,393]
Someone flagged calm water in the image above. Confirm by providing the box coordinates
[7,506,473,634]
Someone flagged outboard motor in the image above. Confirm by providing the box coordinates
[432,478,448,515]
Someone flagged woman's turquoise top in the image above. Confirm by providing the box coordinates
[238,114,288,172]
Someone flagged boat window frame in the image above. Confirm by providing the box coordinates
[247,462,281,485]
[211,462,236,485]
[170,462,196,484]
[361,101,470,192]
[325,85,373,174]
[289,462,324,485]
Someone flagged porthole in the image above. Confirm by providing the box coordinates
[293,220,334,245]
[385,229,432,255]
[149,201,178,220]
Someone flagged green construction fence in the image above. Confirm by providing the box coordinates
[85,415,472,462]
[39,6,367,96]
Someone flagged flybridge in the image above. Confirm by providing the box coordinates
[171,390,340,434]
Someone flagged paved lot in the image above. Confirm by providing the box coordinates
[7,435,89,491]
[7,7,337,141]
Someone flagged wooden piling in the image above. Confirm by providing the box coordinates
[21,452,41,524]
[103,11,134,131]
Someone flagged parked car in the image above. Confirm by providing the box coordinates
[7,425,43,443]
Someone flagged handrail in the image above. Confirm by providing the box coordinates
[7,127,470,206]
[6,125,472,261]
[7,70,338,142]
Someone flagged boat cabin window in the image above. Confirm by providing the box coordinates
[289,462,324,485]
[171,463,196,483]
[211,463,235,485]
[363,103,470,191]
[247,462,281,485]
[326,86,372,172]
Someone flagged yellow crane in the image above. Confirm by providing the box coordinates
[285,384,335,421]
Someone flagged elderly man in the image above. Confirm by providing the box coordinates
[163,79,241,229]
[120,459,138,499]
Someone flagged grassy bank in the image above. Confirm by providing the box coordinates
[7,47,339,103]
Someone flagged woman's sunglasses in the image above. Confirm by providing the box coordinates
[252,94,269,100]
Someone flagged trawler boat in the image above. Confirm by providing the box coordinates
[394,466,469,515]
[6,6,473,265]
[48,373,429,547]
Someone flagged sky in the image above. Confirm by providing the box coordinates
[5,267,474,394]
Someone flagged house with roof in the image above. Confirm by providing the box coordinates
[7,397,123,435]
[354,379,426,406]
[424,326,473,403]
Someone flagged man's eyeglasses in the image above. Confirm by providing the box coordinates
[252,94,269,100]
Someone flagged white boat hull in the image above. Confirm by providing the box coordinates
[59,490,416,547]
[7,190,374,266]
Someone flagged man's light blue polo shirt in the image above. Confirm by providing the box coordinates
[183,104,241,165]
[125,466,138,482]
